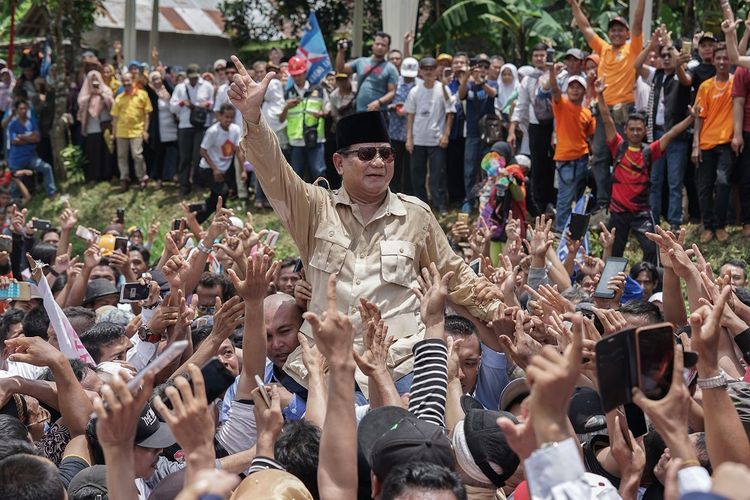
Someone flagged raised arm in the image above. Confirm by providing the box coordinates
[632,0,646,38]
[566,0,597,43]
[634,27,661,80]
[304,275,358,500]
[594,79,616,142]
[722,19,750,68]
[546,63,561,102]
[658,104,698,153]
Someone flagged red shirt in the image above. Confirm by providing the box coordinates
[731,66,750,133]
[608,133,663,213]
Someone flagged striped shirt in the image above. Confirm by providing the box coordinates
[408,338,448,428]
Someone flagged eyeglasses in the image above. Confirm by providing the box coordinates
[340,146,394,162]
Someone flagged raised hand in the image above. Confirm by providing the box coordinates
[59,205,79,231]
[353,300,395,377]
[594,77,607,96]
[228,55,276,123]
[211,296,245,339]
[498,310,543,370]
[412,263,454,330]
[303,274,356,369]
[227,252,279,301]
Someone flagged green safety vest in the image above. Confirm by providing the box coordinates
[285,85,326,143]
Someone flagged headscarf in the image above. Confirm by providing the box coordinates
[496,63,519,109]
[77,70,114,135]
[0,68,16,112]
[149,72,170,102]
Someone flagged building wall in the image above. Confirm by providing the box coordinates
[83,28,232,70]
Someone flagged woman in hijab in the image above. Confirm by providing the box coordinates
[77,70,115,181]
[495,63,519,119]
[144,70,177,188]
[0,69,15,159]
[101,64,121,95]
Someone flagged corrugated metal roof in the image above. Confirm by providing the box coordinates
[96,0,227,37]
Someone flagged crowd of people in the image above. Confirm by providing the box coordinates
[1,1,750,499]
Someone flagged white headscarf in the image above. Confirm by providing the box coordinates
[496,63,519,110]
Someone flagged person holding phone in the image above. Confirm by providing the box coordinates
[78,70,115,182]
[230,55,504,398]
[595,78,697,264]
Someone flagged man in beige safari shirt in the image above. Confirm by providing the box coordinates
[228,55,501,395]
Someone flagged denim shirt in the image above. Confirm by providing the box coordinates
[388,81,415,141]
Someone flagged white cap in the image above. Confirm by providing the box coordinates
[515,155,531,168]
[568,75,587,90]
[213,58,228,70]
[401,57,418,78]
[648,292,663,303]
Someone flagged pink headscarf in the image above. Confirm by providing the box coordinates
[77,70,114,135]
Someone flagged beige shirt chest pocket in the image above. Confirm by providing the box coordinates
[380,240,418,288]
[308,224,351,274]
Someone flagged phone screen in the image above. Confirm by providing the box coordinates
[163,357,235,410]
[114,237,128,253]
[120,282,150,302]
[568,213,591,241]
[636,324,674,400]
[596,329,633,412]
[593,257,628,299]
[172,219,182,231]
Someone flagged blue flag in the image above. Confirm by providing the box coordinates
[296,11,333,86]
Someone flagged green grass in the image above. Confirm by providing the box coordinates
[31,179,750,272]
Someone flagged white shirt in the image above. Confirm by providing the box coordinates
[199,122,242,172]
[511,68,544,125]
[261,78,287,132]
[157,97,178,142]
[169,79,215,129]
[404,81,455,147]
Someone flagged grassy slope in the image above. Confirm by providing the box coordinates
[30,179,750,270]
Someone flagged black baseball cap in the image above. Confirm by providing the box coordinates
[608,16,630,30]
[459,409,521,487]
[357,406,454,480]
[568,386,606,435]
[67,465,108,499]
[699,32,719,44]
[419,57,437,68]
[135,403,176,449]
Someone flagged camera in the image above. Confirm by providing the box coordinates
[338,39,351,51]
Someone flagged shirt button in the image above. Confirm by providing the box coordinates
[328,230,335,237]
[359,253,365,259]
[355,278,361,285]
[399,248,404,253]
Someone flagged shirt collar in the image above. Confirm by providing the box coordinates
[331,187,407,217]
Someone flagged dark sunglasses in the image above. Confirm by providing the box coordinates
[340,146,394,162]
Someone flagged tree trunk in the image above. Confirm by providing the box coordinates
[50,0,70,183]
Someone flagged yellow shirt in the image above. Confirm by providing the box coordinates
[240,118,500,395]
[697,75,734,150]
[589,34,643,106]
[111,89,152,138]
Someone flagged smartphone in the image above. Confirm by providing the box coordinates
[116,208,125,225]
[682,40,692,55]
[568,213,591,241]
[293,258,303,273]
[546,47,555,65]
[254,374,272,407]
[595,328,634,412]
[469,258,482,275]
[456,213,469,225]
[443,68,453,79]
[623,403,648,438]
[31,219,52,231]
[636,323,674,400]
[126,340,188,393]
[593,257,628,299]
[265,230,280,248]
[0,281,32,301]
[172,219,182,231]
[76,225,97,242]
[188,202,206,213]
[163,357,236,410]
[120,282,150,303]
[0,235,12,253]
[114,236,128,253]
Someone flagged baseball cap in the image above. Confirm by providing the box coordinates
[699,32,719,44]
[83,279,119,306]
[499,377,529,412]
[648,292,663,303]
[419,56,437,68]
[127,226,143,237]
[135,403,176,448]
[565,48,585,60]
[568,386,606,434]
[608,16,630,30]
[213,58,227,70]
[357,406,454,479]
[455,409,521,487]
[127,59,141,69]
[473,54,491,67]
[401,57,419,78]
[68,465,108,499]
[186,64,201,78]
[437,53,453,63]
[568,75,588,90]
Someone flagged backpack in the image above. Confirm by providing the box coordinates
[613,140,653,176]
[532,78,554,123]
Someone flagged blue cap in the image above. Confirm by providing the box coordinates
[127,59,140,68]
[621,275,644,304]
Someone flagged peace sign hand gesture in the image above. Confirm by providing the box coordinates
[228,55,276,124]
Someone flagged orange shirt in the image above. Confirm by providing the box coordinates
[697,75,734,150]
[552,95,595,161]
[589,34,643,106]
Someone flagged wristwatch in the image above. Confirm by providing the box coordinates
[197,240,212,254]
[697,370,728,390]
